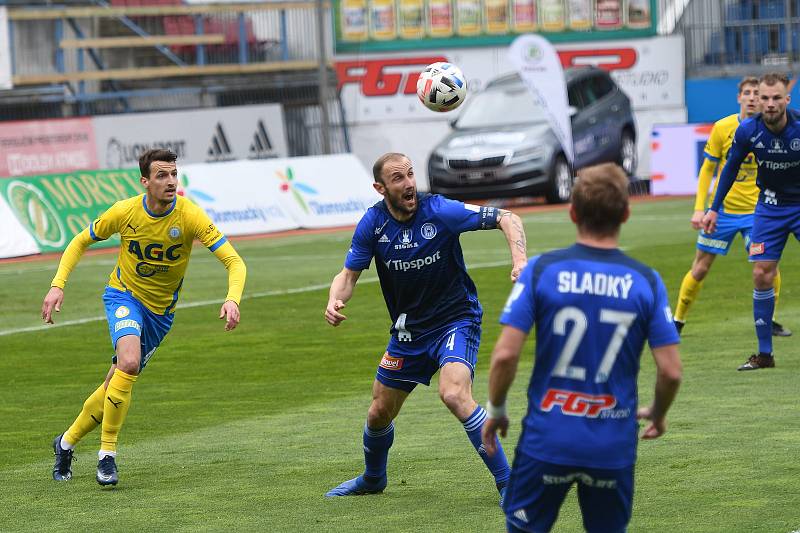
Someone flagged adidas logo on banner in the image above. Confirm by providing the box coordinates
[378,234,390,243]
[207,122,234,162]
[248,120,277,159]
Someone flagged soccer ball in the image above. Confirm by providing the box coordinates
[416,62,467,113]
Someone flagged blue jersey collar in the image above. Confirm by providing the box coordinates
[572,242,623,256]
[142,195,176,218]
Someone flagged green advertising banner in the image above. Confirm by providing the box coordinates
[334,0,657,53]
[0,169,142,253]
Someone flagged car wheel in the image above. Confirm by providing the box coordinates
[618,129,637,176]
[545,155,574,204]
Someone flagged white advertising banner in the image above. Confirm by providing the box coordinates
[649,122,710,195]
[335,35,685,125]
[0,193,39,259]
[0,7,11,90]
[180,154,378,233]
[179,160,298,236]
[272,153,380,228]
[509,34,574,164]
[93,104,288,170]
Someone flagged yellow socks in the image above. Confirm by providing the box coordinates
[773,270,782,319]
[63,383,106,447]
[675,271,703,323]
[100,369,138,453]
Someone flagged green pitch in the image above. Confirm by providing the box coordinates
[1,198,798,532]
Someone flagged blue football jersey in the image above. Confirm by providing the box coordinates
[345,193,498,340]
[712,110,800,209]
[500,244,679,469]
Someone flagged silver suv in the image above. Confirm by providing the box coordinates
[428,67,636,203]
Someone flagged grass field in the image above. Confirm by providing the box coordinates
[1,197,799,532]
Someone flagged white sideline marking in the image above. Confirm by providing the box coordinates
[0,260,511,337]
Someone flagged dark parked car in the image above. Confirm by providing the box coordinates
[428,67,637,203]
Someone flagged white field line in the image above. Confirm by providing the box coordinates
[0,260,512,337]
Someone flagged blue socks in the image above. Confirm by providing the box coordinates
[363,422,394,481]
[462,406,510,485]
[361,407,512,488]
[754,288,775,355]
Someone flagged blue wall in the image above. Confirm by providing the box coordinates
[687,77,800,123]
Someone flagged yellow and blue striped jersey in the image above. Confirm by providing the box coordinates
[53,194,245,315]
[699,113,759,214]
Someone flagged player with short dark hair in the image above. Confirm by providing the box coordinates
[43,148,246,485]
[702,72,800,370]
[673,77,790,337]
[324,152,528,502]
[483,163,682,532]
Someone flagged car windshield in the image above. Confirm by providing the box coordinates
[455,79,547,128]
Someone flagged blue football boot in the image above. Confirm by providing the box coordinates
[325,475,387,497]
[96,455,118,486]
[52,434,74,481]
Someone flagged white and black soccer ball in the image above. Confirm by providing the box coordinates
[416,62,467,113]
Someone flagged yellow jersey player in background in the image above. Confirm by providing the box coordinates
[41,148,246,486]
[673,77,790,336]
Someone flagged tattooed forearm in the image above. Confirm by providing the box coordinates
[512,219,526,254]
[497,209,528,260]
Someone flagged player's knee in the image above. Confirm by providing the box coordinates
[115,359,140,375]
[367,401,395,427]
[753,264,776,288]
[438,386,470,413]
[691,262,710,280]
[691,254,714,279]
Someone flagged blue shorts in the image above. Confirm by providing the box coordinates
[748,201,800,262]
[504,452,633,533]
[375,320,481,393]
[696,210,753,256]
[102,287,174,372]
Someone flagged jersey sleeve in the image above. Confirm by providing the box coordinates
[50,229,95,288]
[344,211,375,271]
[709,122,753,212]
[646,270,681,349]
[211,241,247,305]
[433,195,498,233]
[190,204,227,251]
[499,256,539,333]
[693,157,718,211]
[90,201,125,241]
[703,121,724,161]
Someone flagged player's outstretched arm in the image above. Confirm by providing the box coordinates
[210,241,246,331]
[325,267,361,327]
[41,229,95,324]
[497,210,528,282]
[637,343,682,440]
[482,325,527,456]
[706,125,751,221]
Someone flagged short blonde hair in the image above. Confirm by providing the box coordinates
[372,153,408,183]
[572,163,629,237]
